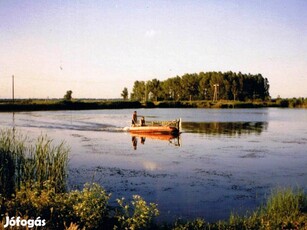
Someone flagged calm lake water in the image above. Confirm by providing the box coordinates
[1,108,307,222]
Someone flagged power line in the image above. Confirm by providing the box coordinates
[2,74,116,85]
[0,76,12,79]
[16,76,109,85]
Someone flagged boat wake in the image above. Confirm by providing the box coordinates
[100,127,128,133]
[18,119,128,133]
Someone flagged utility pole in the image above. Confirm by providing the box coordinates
[213,84,219,102]
[12,75,15,103]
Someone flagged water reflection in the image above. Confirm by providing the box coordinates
[130,133,181,150]
[182,122,268,136]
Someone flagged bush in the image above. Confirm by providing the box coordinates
[5,181,57,222]
[66,183,111,229]
[278,99,290,107]
[114,195,159,230]
[172,218,208,230]
[3,182,111,229]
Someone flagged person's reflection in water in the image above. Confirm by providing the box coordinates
[141,137,146,144]
[132,136,137,150]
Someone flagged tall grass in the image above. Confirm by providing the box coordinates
[228,188,307,229]
[25,135,69,192]
[0,129,69,196]
[0,129,26,197]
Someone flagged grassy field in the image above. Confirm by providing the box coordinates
[0,99,143,112]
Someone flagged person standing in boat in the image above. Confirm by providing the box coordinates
[132,111,137,126]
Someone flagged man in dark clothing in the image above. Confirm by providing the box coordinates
[132,111,137,126]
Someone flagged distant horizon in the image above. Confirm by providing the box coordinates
[1,95,305,101]
[1,1,306,99]
[0,97,123,100]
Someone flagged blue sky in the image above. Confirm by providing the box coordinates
[0,0,306,99]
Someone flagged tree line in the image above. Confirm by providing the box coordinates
[125,71,270,101]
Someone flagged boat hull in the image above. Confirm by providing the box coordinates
[128,126,179,135]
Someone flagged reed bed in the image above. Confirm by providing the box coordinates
[0,129,69,196]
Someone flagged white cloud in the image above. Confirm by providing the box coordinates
[145,29,157,38]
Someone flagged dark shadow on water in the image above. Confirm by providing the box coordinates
[182,121,268,136]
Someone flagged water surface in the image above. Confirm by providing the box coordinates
[1,108,307,222]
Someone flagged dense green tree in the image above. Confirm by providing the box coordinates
[231,78,239,101]
[181,73,200,100]
[147,79,162,101]
[130,81,145,101]
[264,77,270,99]
[128,71,270,102]
[199,72,210,100]
[163,76,182,101]
[121,87,129,100]
[64,90,72,101]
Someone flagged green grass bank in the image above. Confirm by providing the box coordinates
[0,97,306,112]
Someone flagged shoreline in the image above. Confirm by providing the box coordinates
[0,99,306,112]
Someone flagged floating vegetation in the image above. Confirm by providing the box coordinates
[1,129,307,229]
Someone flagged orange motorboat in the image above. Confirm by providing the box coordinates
[125,119,181,135]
